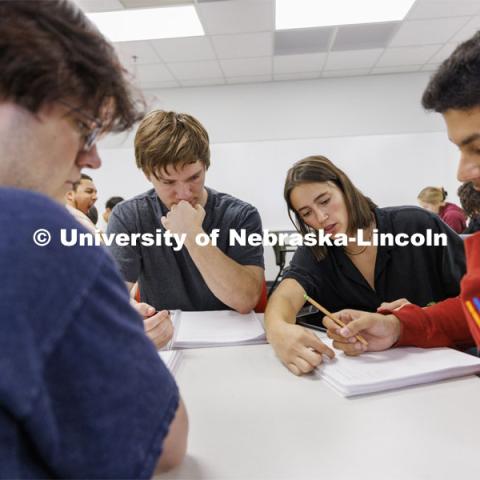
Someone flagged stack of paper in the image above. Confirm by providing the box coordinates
[316,334,480,397]
[168,310,266,349]
[159,350,182,375]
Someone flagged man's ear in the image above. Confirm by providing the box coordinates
[65,190,75,203]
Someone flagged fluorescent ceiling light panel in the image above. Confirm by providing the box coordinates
[87,5,204,42]
[276,0,416,30]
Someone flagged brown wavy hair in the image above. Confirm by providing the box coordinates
[0,0,144,132]
[284,155,377,260]
[135,110,210,178]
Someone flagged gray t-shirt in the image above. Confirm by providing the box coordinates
[107,187,264,311]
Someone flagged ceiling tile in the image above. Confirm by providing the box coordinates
[115,41,161,65]
[325,49,383,71]
[274,72,320,81]
[371,65,422,74]
[332,22,399,51]
[450,16,480,43]
[274,27,333,55]
[428,43,458,63]
[376,45,441,66]
[273,53,326,74]
[135,63,176,83]
[179,78,226,87]
[390,17,470,46]
[167,60,224,79]
[226,74,272,84]
[151,36,216,62]
[140,80,181,89]
[421,63,441,71]
[197,0,274,35]
[220,57,271,76]
[120,0,193,6]
[74,0,124,12]
[211,32,273,59]
[406,0,480,20]
[321,68,370,78]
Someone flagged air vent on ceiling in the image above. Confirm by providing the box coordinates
[331,21,399,51]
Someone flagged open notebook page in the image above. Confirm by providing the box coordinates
[316,333,480,397]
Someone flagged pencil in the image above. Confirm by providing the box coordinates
[303,293,368,346]
[465,300,480,330]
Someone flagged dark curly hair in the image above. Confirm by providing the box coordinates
[458,182,480,217]
[422,31,480,112]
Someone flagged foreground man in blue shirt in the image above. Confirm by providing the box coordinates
[0,1,188,478]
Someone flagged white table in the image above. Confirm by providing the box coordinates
[161,344,480,480]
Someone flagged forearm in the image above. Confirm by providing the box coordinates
[264,297,296,342]
[186,238,262,313]
[264,280,305,335]
[394,297,474,348]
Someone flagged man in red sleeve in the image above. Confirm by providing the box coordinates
[324,31,480,353]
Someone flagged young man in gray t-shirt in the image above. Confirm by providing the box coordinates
[107,110,265,348]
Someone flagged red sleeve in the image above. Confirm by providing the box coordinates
[393,232,480,348]
[460,233,480,346]
[393,298,472,348]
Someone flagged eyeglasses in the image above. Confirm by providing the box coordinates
[58,100,105,152]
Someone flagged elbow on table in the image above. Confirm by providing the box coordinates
[235,288,263,314]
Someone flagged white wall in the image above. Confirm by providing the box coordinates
[92,72,461,280]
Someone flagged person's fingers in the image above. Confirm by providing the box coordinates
[322,316,339,330]
[156,309,170,320]
[322,309,357,329]
[304,331,335,359]
[144,311,170,332]
[144,316,160,332]
[326,329,356,343]
[299,347,323,369]
[377,298,410,312]
[160,215,168,229]
[332,339,366,356]
[136,302,156,318]
[337,314,377,337]
[287,363,301,376]
[294,356,316,374]
[148,319,174,349]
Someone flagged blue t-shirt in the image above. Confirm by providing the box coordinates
[0,188,179,479]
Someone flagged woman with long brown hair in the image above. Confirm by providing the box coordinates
[265,155,465,375]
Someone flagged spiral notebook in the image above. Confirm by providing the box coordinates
[166,310,266,349]
[316,333,480,397]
